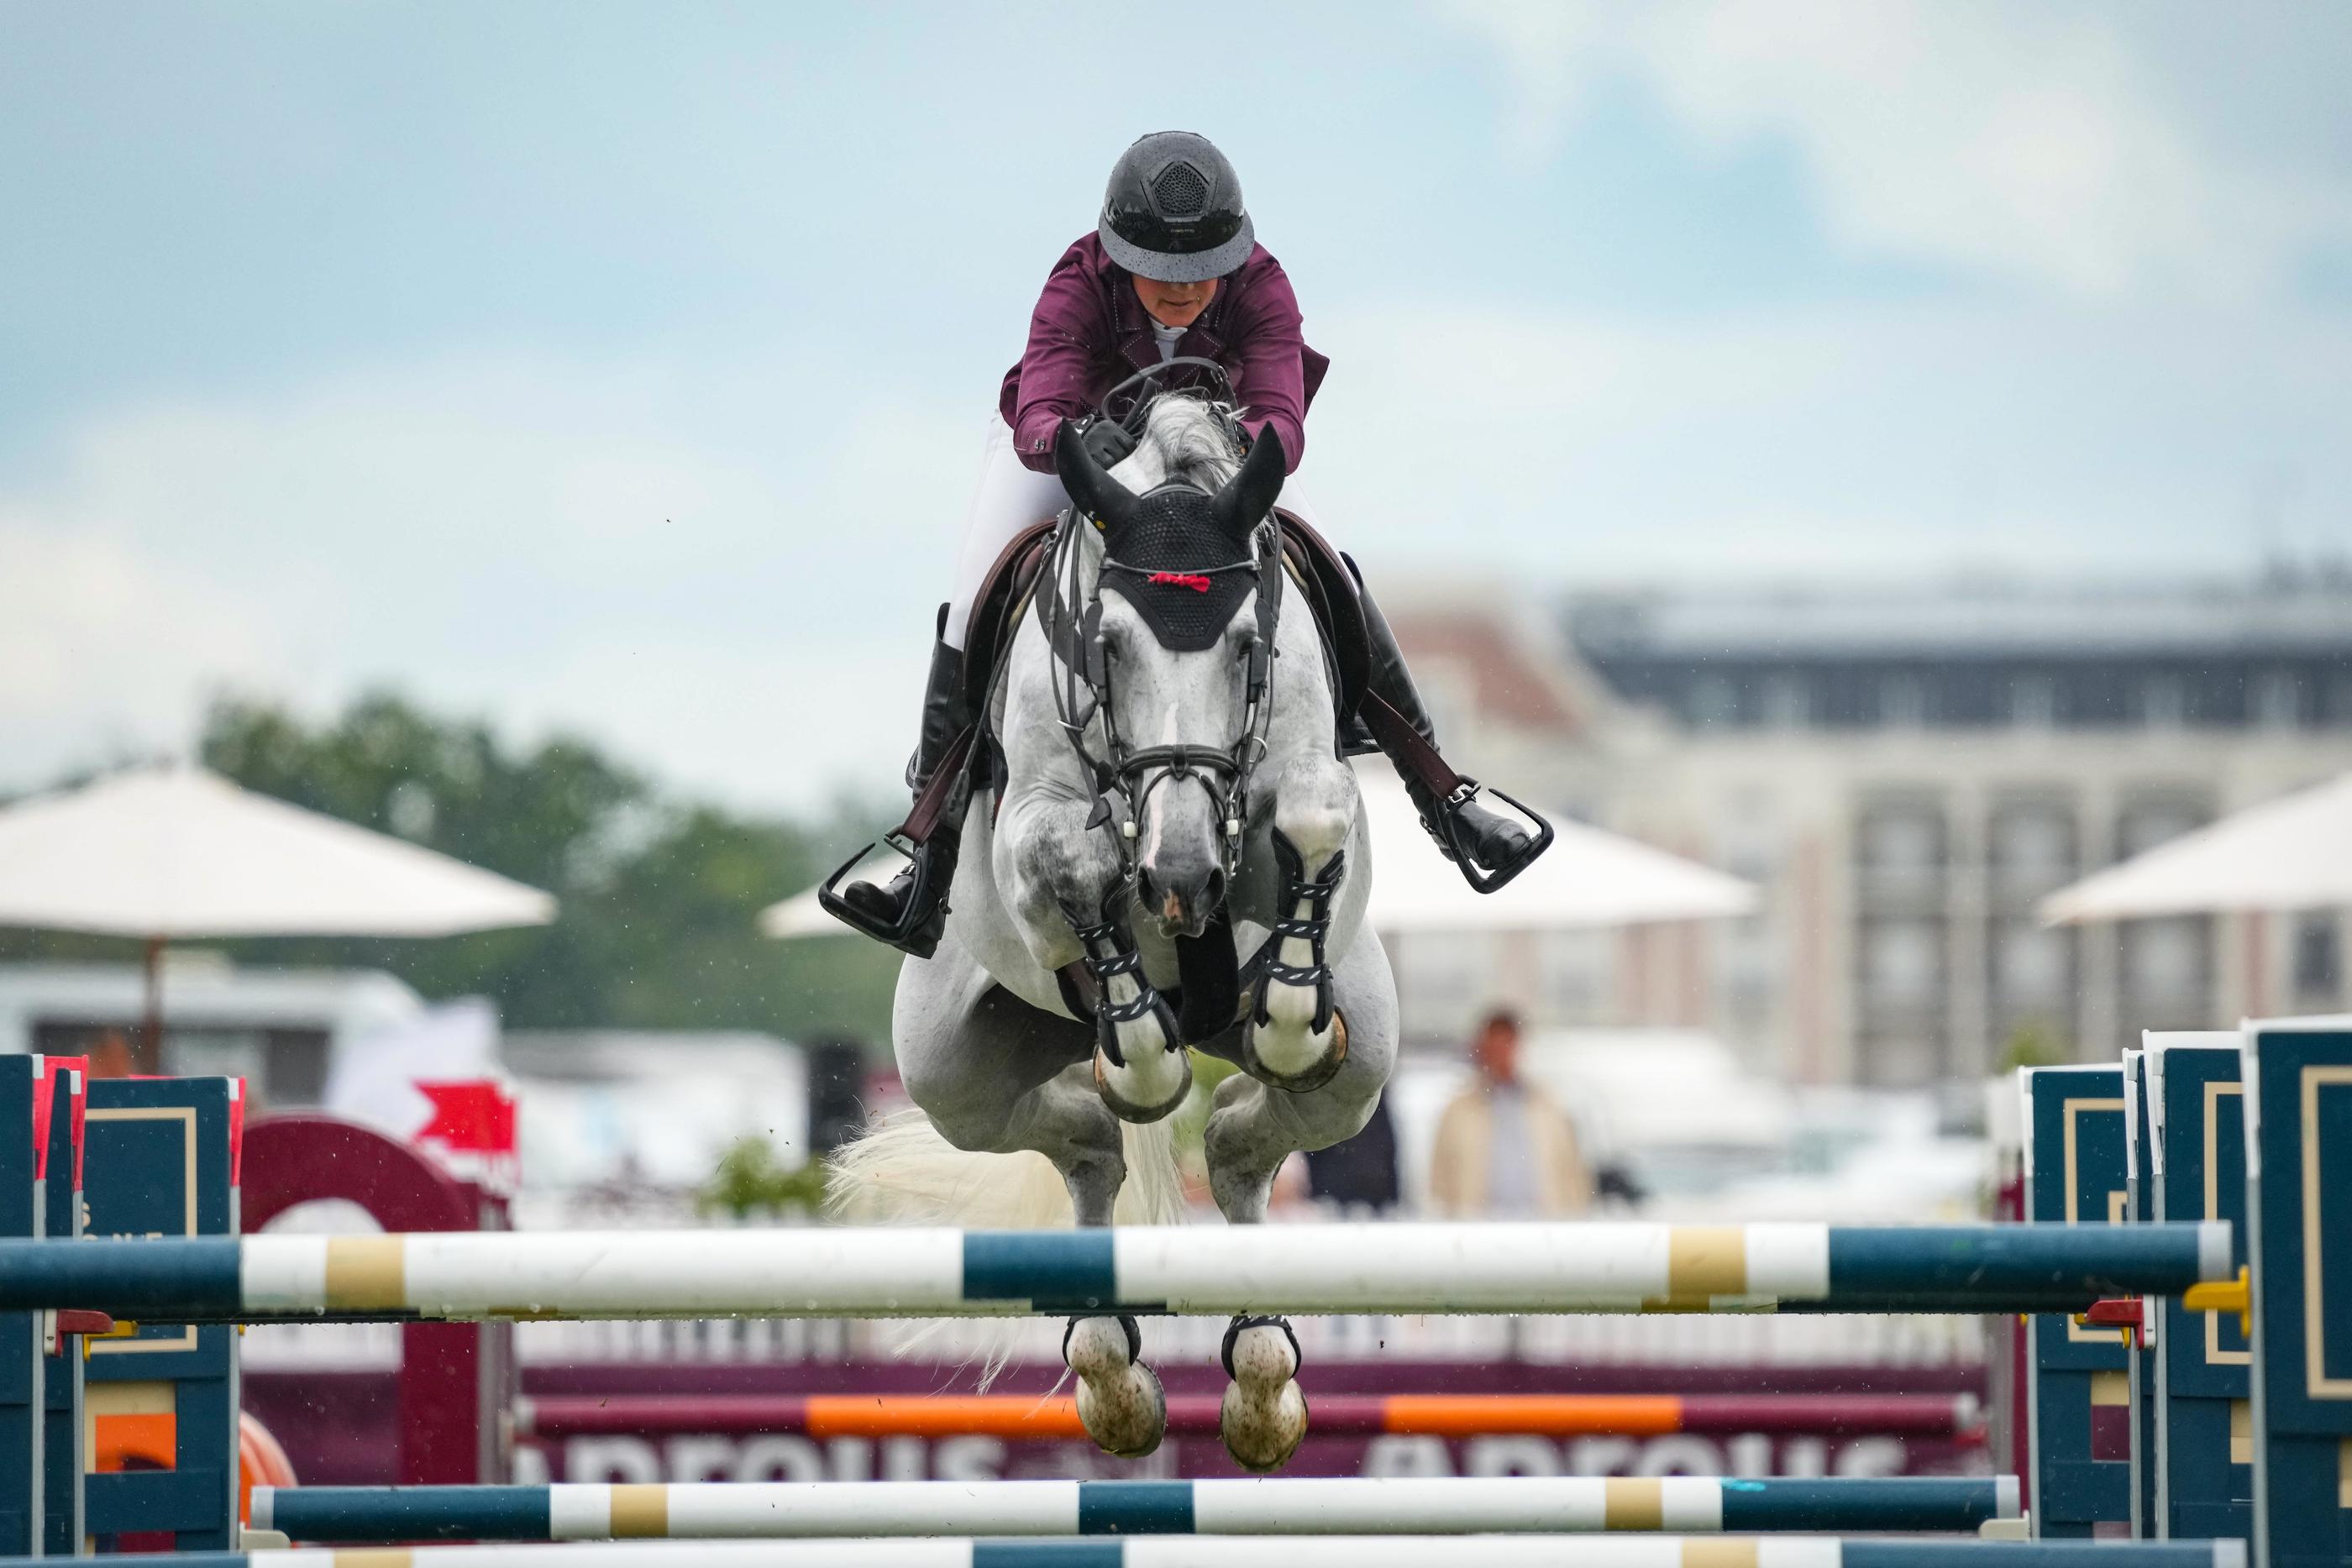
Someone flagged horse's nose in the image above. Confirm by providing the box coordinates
[1140,860,1223,936]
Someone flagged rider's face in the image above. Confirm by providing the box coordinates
[1132,273,1218,330]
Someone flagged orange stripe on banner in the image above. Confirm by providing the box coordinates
[802,1396,1090,1440]
[1381,1395,1688,1437]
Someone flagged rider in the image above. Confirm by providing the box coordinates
[839,131,1546,953]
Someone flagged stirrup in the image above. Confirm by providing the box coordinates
[817,833,951,958]
[1423,778,1554,895]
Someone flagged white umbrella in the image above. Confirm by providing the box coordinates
[0,763,556,1066]
[2040,771,2352,925]
[1353,772,1756,934]
[759,769,1755,940]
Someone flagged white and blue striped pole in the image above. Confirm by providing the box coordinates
[0,1222,2233,1319]
[248,1476,2022,1541]
[0,1534,2249,1567]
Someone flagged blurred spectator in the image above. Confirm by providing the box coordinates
[1304,1095,1401,1214]
[1428,1009,1593,1217]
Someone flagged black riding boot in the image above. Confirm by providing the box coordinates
[1357,581,1548,887]
[836,632,974,957]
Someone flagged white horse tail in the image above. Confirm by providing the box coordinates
[825,1107,1185,1230]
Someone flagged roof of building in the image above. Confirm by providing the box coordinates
[1385,591,1604,738]
[1566,572,2352,662]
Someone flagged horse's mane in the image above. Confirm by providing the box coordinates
[1113,394,1244,494]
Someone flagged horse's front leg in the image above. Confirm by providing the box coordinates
[1242,754,1357,1091]
[1004,791,1191,1124]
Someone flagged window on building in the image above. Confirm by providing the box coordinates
[1692,674,1737,727]
[2123,917,2211,1010]
[1992,921,2071,1006]
[2009,674,2055,727]
[1856,800,1948,906]
[2253,670,2302,729]
[2117,798,2210,860]
[1989,800,2077,904]
[1861,919,1942,1009]
[1762,674,1808,728]
[1879,674,1926,728]
[2141,676,2186,728]
[2294,915,2343,1000]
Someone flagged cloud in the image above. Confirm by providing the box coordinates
[0,512,281,777]
[1301,295,2352,582]
[0,349,975,810]
[1436,0,2352,300]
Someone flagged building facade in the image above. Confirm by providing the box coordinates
[1392,573,2352,1085]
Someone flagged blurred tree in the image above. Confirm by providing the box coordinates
[1997,1020,2071,1074]
[701,1133,827,1219]
[0,691,900,1046]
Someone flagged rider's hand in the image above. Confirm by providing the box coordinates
[1079,418,1138,469]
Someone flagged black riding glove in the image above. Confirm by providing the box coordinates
[1079,417,1138,469]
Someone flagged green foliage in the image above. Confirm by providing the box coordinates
[1998,1019,2071,1073]
[701,1134,828,1218]
[0,690,900,1047]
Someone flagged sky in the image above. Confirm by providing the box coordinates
[5,1,2350,812]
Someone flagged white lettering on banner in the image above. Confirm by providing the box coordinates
[731,1437,826,1482]
[1835,1436,1906,1476]
[1362,1437,1449,1477]
[934,1437,1008,1481]
[1634,1437,1725,1477]
[564,1438,660,1483]
[1466,1438,1560,1476]
[554,1432,1920,1481]
[668,1438,738,1482]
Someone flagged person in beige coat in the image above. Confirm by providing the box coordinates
[1428,1009,1594,1218]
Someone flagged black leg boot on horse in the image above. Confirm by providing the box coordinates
[822,620,978,957]
[1353,579,1554,892]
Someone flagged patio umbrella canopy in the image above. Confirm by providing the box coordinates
[761,769,1755,939]
[2040,770,2352,924]
[0,763,556,1065]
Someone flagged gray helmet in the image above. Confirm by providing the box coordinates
[1098,132,1254,283]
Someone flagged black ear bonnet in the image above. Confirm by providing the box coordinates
[1054,424,1285,653]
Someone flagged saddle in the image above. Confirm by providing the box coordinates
[956,506,1373,768]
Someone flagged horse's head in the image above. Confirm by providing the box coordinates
[1055,414,1286,936]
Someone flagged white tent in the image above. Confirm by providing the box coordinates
[1352,773,1755,934]
[2040,771,2352,925]
[0,763,555,1064]
[762,768,1754,940]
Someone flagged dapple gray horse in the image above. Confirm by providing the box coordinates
[832,396,1398,1471]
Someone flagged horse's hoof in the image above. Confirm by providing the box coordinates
[1241,1006,1348,1093]
[1095,1044,1194,1124]
[1219,1316,1307,1471]
[1068,1314,1167,1458]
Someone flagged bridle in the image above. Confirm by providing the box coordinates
[1037,378,1286,898]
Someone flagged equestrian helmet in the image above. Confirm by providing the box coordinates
[1098,132,1254,283]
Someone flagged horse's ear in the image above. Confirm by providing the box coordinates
[1055,421,1136,527]
[1214,426,1285,539]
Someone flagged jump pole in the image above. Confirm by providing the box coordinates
[516,1391,1984,1442]
[13,1537,2251,1567]
[247,1476,2022,1542]
[0,1222,2234,1320]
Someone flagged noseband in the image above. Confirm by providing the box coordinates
[1039,481,1285,897]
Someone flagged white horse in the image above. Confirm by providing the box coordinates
[832,396,1399,1471]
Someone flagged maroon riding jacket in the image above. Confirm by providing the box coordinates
[999,233,1329,475]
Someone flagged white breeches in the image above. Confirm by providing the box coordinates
[942,419,1320,651]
